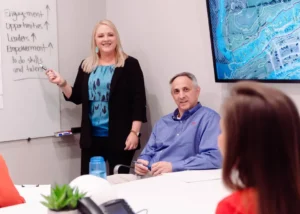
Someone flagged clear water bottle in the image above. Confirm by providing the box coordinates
[89,156,107,179]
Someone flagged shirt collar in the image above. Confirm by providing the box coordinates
[172,102,202,121]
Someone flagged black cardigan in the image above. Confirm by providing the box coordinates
[65,56,147,150]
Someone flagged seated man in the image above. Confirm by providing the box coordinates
[107,72,221,184]
[135,72,221,176]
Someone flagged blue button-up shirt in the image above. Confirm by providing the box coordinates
[139,103,222,171]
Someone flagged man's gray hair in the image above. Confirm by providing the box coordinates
[169,72,199,87]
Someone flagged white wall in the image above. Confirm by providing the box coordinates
[3,0,300,185]
[106,0,224,126]
[106,0,300,127]
[0,0,106,185]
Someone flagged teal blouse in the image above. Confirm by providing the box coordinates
[88,65,115,136]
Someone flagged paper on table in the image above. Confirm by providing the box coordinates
[15,185,51,204]
[162,169,222,183]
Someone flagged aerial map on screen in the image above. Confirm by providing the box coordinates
[207,0,300,81]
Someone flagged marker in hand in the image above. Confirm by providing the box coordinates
[132,161,151,170]
[41,64,57,80]
[39,64,47,71]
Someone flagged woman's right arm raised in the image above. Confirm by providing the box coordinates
[46,70,73,99]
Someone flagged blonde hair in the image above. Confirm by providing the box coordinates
[82,20,128,73]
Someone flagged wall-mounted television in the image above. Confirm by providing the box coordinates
[206,0,300,83]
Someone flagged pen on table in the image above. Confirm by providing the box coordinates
[132,161,151,170]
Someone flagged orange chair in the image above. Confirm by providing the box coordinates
[0,155,25,208]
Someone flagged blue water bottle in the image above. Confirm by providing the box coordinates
[89,156,107,179]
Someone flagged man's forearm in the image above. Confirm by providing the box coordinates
[138,154,152,162]
[172,150,222,171]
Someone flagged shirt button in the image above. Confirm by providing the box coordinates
[177,133,179,136]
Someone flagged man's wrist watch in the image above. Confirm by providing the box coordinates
[130,130,141,137]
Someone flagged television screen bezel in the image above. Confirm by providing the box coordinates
[205,0,300,83]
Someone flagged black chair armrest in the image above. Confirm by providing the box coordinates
[113,164,134,174]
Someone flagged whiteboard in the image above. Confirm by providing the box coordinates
[0,37,2,109]
[0,0,60,142]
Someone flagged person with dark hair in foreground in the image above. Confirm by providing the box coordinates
[216,81,300,214]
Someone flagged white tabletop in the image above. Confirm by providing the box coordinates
[0,185,50,213]
[112,169,230,214]
[0,203,47,214]
[1,170,230,214]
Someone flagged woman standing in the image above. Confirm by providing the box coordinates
[46,20,147,175]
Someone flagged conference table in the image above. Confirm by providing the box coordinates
[0,169,230,214]
[113,169,230,213]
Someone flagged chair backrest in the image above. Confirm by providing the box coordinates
[0,155,25,208]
